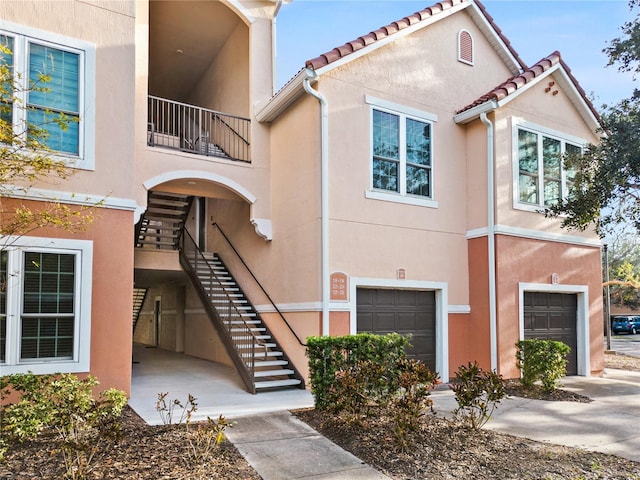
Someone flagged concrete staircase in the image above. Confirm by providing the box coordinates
[132,287,147,332]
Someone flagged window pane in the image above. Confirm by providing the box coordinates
[518,130,538,204]
[565,143,581,187]
[27,108,79,155]
[373,158,399,192]
[518,130,538,173]
[28,44,79,112]
[544,180,561,206]
[22,252,75,315]
[406,165,430,197]
[406,118,430,166]
[543,137,561,178]
[27,43,80,155]
[21,316,74,360]
[0,35,14,127]
[373,110,399,160]
[519,174,538,204]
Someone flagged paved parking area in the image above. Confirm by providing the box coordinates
[605,334,640,357]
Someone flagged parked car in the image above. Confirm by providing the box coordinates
[612,315,640,335]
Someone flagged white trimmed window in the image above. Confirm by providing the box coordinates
[366,96,438,208]
[516,124,582,208]
[0,237,92,375]
[0,22,95,169]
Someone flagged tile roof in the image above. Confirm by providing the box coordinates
[456,51,601,123]
[305,0,526,72]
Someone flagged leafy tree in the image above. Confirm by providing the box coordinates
[545,1,640,236]
[0,42,95,245]
[604,233,640,309]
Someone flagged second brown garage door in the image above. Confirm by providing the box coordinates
[356,288,436,371]
[523,292,578,375]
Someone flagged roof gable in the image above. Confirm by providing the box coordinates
[305,0,527,76]
[454,51,601,131]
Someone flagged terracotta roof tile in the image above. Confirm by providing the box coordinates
[305,0,470,71]
[456,51,562,114]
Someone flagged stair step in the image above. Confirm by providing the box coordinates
[254,378,301,389]
[230,327,266,333]
[253,369,295,378]
[254,360,288,367]
[220,312,257,318]
[148,198,190,208]
[143,216,184,224]
[229,320,261,325]
[243,350,283,358]
[137,239,177,246]
[147,206,187,216]
[237,343,277,349]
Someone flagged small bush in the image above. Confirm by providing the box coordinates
[306,333,410,410]
[450,361,506,429]
[155,393,233,464]
[516,339,571,392]
[389,358,439,446]
[328,359,393,416]
[0,373,127,479]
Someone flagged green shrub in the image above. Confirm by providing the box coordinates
[0,373,127,479]
[389,358,439,446]
[450,361,506,429]
[327,359,392,416]
[306,333,410,410]
[516,339,571,392]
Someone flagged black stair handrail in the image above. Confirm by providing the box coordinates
[179,228,268,394]
[212,223,307,347]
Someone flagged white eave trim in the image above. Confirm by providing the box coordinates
[255,69,311,122]
[0,184,137,211]
[454,100,498,124]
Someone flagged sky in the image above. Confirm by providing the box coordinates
[275,0,637,109]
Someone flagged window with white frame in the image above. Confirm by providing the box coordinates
[367,96,436,204]
[517,126,582,207]
[0,237,92,374]
[0,23,95,167]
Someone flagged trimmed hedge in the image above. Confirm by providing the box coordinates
[515,339,571,392]
[306,333,410,409]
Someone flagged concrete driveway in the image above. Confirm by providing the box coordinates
[432,369,640,462]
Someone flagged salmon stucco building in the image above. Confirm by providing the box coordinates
[0,0,603,395]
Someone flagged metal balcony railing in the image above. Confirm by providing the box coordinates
[147,96,251,163]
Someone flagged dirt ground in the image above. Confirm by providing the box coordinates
[1,352,638,479]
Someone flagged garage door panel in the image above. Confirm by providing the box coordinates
[357,288,436,372]
[524,292,577,376]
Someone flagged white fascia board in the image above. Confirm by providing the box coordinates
[453,100,498,124]
[255,69,311,123]
[467,1,523,75]
[553,69,601,133]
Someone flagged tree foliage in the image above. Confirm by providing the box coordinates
[545,1,640,236]
[0,43,94,244]
[605,233,640,309]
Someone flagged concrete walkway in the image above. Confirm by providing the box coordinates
[431,368,640,462]
[224,411,391,480]
[128,346,639,478]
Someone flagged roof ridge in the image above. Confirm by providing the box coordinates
[305,0,465,71]
[304,0,528,73]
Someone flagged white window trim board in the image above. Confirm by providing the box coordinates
[511,117,588,210]
[349,277,449,382]
[0,20,96,170]
[518,282,590,376]
[366,96,438,204]
[1,236,93,375]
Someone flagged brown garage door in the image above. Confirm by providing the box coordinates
[356,288,436,371]
[523,292,578,375]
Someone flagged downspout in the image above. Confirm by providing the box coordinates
[303,70,330,336]
[271,0,283,95]
[480,112,498,371]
